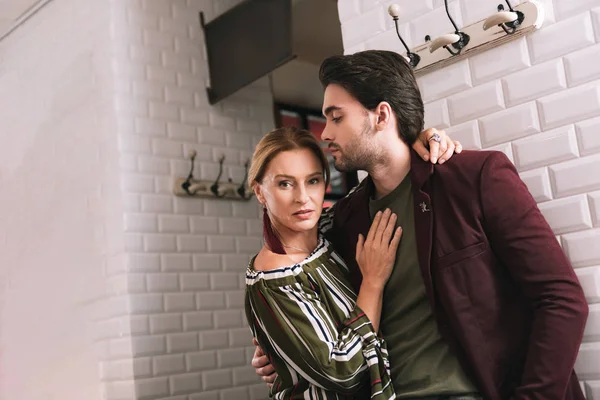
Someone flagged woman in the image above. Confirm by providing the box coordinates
[244,126,401,399]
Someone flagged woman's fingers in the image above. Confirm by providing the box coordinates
[382,212,397,244]
[438,139,455,165]
[389,226,403,254]
[373,209,392,245]
[454,140,463,153]
[366,210,383,244]
[355,233,364,261]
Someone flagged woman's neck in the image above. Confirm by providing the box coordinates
[273,225,319,254]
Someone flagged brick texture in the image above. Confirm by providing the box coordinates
[5,0,600,399]
[0,0,269,399]
[0,0,122,399]
[106,0,270,398]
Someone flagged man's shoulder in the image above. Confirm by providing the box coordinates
[445,149,501,164]
[438,149,509,174]
[429,150,517,204]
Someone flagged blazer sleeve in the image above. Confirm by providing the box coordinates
[319,202,338,238]
[247,282,394,398]
[479,151,588,400]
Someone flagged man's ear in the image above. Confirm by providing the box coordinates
[374,101,393,131]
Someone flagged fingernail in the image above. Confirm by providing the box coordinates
[431,157,437,164]
[439,159,445,164]
[423,154,429,161]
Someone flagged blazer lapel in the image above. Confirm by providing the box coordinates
[333,151,435,298]
[410,150,436,312]
[335,180,372,291]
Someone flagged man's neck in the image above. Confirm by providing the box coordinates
[367,140,411,200]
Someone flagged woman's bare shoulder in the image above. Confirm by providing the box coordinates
[253,247,295,272]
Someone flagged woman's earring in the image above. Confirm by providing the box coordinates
[262,206,285,254]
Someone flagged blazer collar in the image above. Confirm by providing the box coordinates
[358,149,434,200]
[410,148,435,190]
[336,149,435,296]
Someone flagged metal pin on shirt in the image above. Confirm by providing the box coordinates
[420,202,430,212]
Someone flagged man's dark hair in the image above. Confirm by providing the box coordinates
[319,50,424,145]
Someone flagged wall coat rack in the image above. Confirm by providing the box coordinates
[173,150,254,201]
[389,0,544,76]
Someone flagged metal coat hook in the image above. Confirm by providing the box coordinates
[428,0,470,56]
[181,150,197,195]
[211,154,226,197]
[175,151,254,201]
[445,0,460,33]
[384,1,543,76]
[237,160,250,199]
[483,1,525,34]
[388,5,420,68]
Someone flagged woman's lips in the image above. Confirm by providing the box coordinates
[293,210,314,220]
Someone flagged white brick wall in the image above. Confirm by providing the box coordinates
[1,0,270,399]
[106,0,271,399]
[340,0,600,397]
[0,0,120,399]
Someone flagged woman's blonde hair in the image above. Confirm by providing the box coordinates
[249,126,331,255]
[248,126,331,188]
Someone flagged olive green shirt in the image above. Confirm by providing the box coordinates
[368,174,476,398]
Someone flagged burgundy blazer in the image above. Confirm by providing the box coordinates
[323,149,588,400]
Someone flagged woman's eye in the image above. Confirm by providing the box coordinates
[278,181,292,188]
[332,117,341,123]
[308,178,321,185]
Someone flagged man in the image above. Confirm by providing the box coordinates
[253,50,588,400]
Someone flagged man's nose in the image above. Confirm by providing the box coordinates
[321,124,333,142]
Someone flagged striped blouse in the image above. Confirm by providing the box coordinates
[245,235,396,399]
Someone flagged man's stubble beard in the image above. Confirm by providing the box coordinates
[333,116,383,173]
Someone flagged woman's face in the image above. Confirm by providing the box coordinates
[255,148,326,234]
